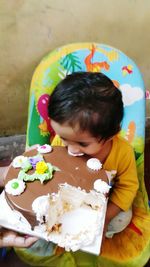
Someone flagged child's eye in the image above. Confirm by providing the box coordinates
[78,142,89,147]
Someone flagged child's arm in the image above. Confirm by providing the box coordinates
[107,139,139,212]
[105,201,122,225]
[103,201,122,241]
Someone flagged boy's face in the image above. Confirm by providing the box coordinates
[51,120,108,156]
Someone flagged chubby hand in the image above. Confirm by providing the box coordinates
[102,201,122,246]
[0,229,38,248]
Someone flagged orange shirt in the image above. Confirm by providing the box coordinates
[52,135,139,211]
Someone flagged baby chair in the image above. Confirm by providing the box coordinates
[16,43,150,267]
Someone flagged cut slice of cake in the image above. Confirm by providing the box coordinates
[32,183,108,252]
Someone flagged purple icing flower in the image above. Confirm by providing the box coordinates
[29,156,43,169]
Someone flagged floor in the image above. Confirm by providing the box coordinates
[0,140,150,267]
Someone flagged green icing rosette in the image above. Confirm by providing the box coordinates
[18,162,59,184]
[20,158,32,172]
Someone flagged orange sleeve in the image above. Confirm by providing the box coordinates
[109,143,139,211]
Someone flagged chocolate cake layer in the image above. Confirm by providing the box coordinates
[5,146,108,226]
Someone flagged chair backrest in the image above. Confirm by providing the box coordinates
[26,43,145,159]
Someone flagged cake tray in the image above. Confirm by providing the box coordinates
[0,191,107,255]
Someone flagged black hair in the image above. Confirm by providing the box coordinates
[48,72,124,140]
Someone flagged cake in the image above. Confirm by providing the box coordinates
[5,146,108,225]
[4,145,109,252]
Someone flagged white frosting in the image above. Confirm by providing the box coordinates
[48,210,102,251]
[37,144,52,154]
[32,195,50,223]
[46,201,104,252]
[12,156,28,168]
[68,149,84,157]
[94,179,111,194]
[5,179,26,195]
[86,158,102,171]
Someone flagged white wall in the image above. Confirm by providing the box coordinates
[0,0,149,135]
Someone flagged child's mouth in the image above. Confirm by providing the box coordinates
[68,149,84,157]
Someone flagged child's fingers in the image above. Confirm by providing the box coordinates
[0,230,38,248]
[23,236,38,247]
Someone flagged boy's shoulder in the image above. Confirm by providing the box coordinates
[114,135,134,152]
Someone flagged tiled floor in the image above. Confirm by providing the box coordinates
[0,140,150,267]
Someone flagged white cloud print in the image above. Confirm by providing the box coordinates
[119,84,144,106]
